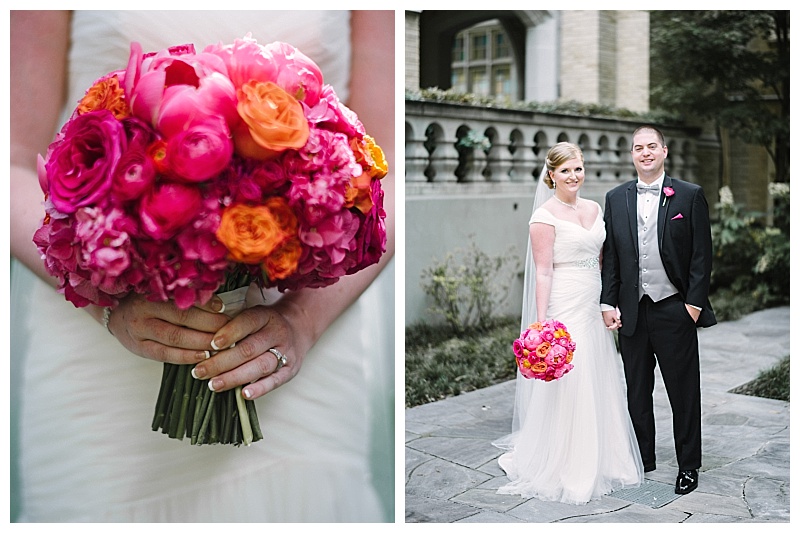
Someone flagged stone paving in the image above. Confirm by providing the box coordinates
[405,307,790,523]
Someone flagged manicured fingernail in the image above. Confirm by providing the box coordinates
[210,297,225,313]
[243,388,252,399]
[208,379,220,392]
[192,366,207,380]
[196,351,210,361]
[210,338,224,351]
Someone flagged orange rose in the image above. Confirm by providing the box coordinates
[265,237,302,280]
[530,322,544,331]
[77,76,130,119]
[234,81,309,159]
[566,351,574,364]
[536,341,551,358]
[263,196,298,234]
[216,202,295,264]
[531,361,548,373]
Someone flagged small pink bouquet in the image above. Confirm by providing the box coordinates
[34,36,388,446]
[512,319,575,381]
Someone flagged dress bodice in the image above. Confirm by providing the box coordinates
[530,203,605,266]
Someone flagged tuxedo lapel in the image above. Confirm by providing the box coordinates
[658,175,673,248]
[625,182,639,256]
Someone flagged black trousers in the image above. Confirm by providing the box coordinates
[619,294,702,471]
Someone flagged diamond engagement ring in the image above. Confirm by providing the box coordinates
[268,348,287,370]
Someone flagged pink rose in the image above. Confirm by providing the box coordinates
[44,110,126,213]
[139,182,202,240]
[513,338,525,358]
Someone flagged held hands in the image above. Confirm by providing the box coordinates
[602,309,622,330]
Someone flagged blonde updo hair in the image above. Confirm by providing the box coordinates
[543,142,584,189]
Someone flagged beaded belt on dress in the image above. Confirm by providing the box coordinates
[553,257,600,269]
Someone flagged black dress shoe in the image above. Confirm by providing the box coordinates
[675,469,698,494]
[644,463,656,473]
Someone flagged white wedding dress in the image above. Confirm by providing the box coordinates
[10,11,393,523]
[493,204,643,504]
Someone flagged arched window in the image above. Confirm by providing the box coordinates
[450,20,515,101]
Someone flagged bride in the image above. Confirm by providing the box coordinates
[493,142,642,504]
[10,10,394,522]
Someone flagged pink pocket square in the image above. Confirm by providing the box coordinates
[671,213,684,220]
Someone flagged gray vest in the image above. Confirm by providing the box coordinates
[638,208,678,302]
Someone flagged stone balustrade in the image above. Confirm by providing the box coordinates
[404,99,718,326]
[406,99,707,189]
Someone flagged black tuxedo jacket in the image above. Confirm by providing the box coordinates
[600,175,716,336]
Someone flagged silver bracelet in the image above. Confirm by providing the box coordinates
[101,307,113,334]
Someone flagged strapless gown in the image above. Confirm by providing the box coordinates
[493,204,643,504]
[10,10,394,522]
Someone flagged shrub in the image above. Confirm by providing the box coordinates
[405,316,519,407]
[709,185,789,319]
[419,237,520,333]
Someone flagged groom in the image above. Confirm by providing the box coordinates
[600,125,716,495]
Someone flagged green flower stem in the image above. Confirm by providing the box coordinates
[191,385,213,444]
[152,363,177,431]
[174,365,194,440]
[152,272,264,446]
[234,386,254,446]
[167,365,187,439]
[196,391,216,445]
[221,391,233,444]
[246,398,263,441]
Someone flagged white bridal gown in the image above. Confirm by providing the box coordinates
[11,10,393,522]
[493,205,643,504]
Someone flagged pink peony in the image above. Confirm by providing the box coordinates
[263,41,324,106]
[165,118,233,182]
[125,42,237,139]
[44,110,126,213]
[139,182,203,240]
[112,120,158,201]
[203,36,279,91]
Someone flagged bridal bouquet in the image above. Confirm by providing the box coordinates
[33,36,388,446]
[513,319,575,381]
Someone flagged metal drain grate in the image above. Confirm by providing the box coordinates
[611,479,681,508]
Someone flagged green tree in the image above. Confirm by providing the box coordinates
[650,11,789,182]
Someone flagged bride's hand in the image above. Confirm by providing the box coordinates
[107,293,230,364]
[188,301,306,400]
